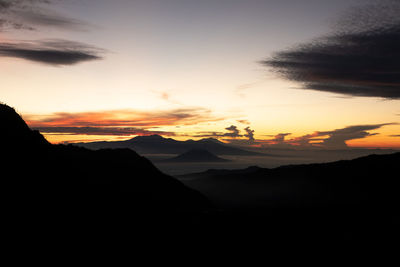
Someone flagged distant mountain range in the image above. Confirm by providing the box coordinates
[164,149,230,163]
[74,135,261,156]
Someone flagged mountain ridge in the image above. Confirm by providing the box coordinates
[179,151,400,210]
[73,134,262,156]
[3,103,400,245]
[1,103,209,214]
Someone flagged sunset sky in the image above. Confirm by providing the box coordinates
[1,0,399,149]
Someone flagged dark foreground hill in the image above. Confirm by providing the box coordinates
[178,152,400,246]
[180,153,400,210]
[1,104,212,246]
[74,134,261,155]
[2,103,400,250]
[164,149,230,162]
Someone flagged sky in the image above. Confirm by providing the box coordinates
[1,0,399,149]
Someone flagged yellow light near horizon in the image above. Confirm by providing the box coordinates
[43,134,131,144]
[348,136,400,149]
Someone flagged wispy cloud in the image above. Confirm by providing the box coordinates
[25,107,222,128]
[33,126,176,136]
[0,0,89,31]
[0,0,103,66]
[258,124,395,149]
[237,119,250,125]
[263,1,400,99]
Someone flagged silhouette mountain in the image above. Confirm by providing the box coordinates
[180,152,400,210]
[164,149,230,163]
[1,104,209,219]
[3,103,399,246]
[74,134,261,155]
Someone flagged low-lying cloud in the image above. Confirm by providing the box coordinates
[25,107,222,129]
[193,125,256,142]
[0,0,88,31]
[33,126,175,137]
[259,124,394,149]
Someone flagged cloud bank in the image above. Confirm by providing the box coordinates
[259,124,394,149]
[33,126,175,137]
[193,125,256,142]
[25,107,223,136]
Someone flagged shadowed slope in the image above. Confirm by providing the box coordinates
[180,152,400,210]
[3,103,399,247]
[1,104,209,218]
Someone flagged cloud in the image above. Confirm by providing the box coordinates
[237,119,250,125]
[254,124,395,149]
[191,131,225,138]
[161,92,170,101]
[288,124,394,149]
[32,126,176,137]
[194,125,242,139]
[224,125,240,138]
[24,107,222,128]
[244,126,254,141]
[316,125,386,149]
[272,133,291,144]
[263,1,400,99]
[0,0,88,31]
[0,1,102,66]
[193,125,256,144]
[0,39,102,65]
[190,123,395,149]
[15,9,90,31]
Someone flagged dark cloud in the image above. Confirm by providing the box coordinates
[290,124,394,149]
[193,125,256,144]
[273,133,291,144]
[33,126,175,137]
[193,125,246,139]
[317,125,384,149]
[244,126,254,141]
[255,124,395,149]
[0,39,103,65]
[224,125,241,138]
[0,0,50,11]
[15,9,90,31]
[263,1,400,99]
[192,131,225,138]
[0,0,88,31]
